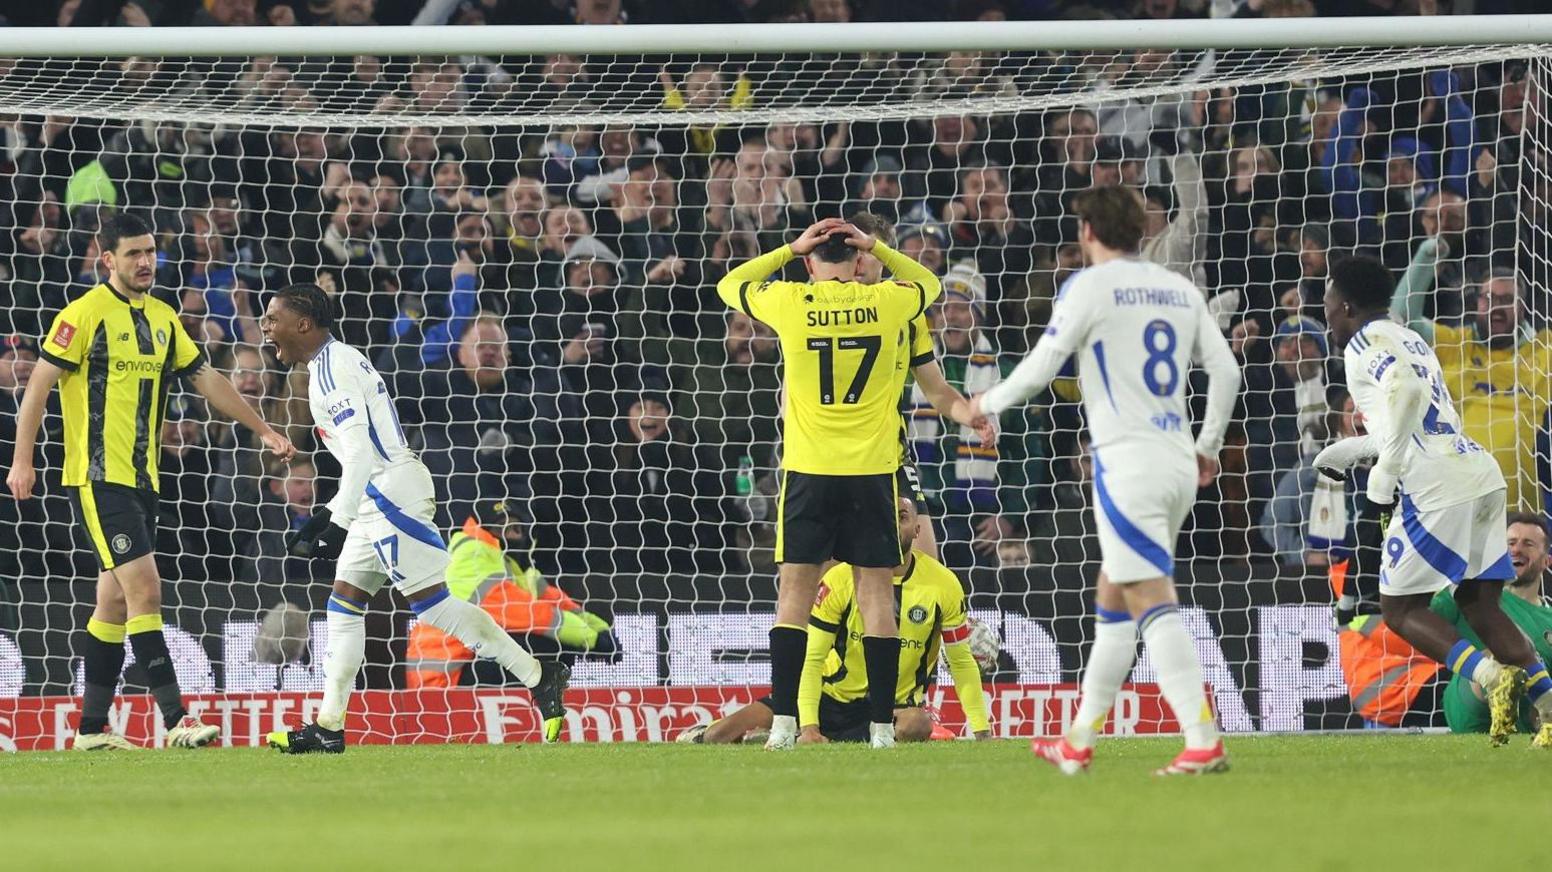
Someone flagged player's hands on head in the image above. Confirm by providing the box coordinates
[5,463,35,501]
[790,217,846,256]
[285,506,347,561]
[796,726,828,745]
[838,222,876,251]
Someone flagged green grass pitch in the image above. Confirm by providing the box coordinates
[2,735,1547,871]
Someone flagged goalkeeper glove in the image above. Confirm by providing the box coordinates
[556,609,600,650]
[285,507,348,561]
[591,630,623,663]
[581,611,610,634]
[1348,494,1398,600]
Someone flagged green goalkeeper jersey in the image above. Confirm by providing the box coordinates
[1429,586,1552,733]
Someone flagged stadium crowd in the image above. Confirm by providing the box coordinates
[0,0,1546,630]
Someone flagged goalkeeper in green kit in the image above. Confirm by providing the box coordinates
[1430,513,1552,733]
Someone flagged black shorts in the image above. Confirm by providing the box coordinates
[776,471,901,568]
[897,457,928,513]
[757,693,900,742]
[69,482,157,571]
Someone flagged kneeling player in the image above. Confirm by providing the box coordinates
[1429,513,1552,734]
[681,498,990,744]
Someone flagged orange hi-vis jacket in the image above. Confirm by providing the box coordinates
[1330,559,1441,725]
[406,519,581,689]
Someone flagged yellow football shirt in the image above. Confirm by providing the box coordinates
[716,242,941,475]
[1431,323,1552,511]
[39,283,205,492]
[800,550,989,733]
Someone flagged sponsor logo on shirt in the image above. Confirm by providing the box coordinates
[332,409,356,426]
[51,321,76,350]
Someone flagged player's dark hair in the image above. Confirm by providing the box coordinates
[1507,512,1550,542]
[98,213,154,254]
[847,211,895,247]
[811,231,858,264]
[274,283,337,331]
[1072,185,1146,253]
[1327,255,1396,312]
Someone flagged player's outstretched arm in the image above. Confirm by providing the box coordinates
[5,358,64,501]
[973,341,1070,419]
[942,623,991,739]
[914,359,996,445]
[1190,303,1241,463]
[189,363,296,461]
[1313,435,1380,482]
[797,619,837,743]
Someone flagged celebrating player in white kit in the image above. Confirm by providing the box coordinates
[1315,256,1552,747]
[258,283,570,753]
[970,186,1239,775]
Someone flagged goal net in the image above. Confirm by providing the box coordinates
[0,22,1546,747]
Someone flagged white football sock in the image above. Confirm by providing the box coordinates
[869,722,896,749]
[1469,655,1504,688]
[1140,607,1219,750]
[416,595,542,687]
[765,715,797,750]
[1067,616,1138,751]
[319,609,365,732]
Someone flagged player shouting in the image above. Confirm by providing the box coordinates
[1315,255,1552,747]
[259,283,568,753]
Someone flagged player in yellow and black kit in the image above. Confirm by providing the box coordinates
[683,498,990,744]
[717,217,977,749]
[5,213,294,750]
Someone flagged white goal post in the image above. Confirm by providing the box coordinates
[0,16,1548,747]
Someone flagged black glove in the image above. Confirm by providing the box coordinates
[285,507,347,561]
[1347,494,1397,607]
[589,630,623,664]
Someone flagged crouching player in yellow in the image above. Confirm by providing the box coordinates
[681,498,990,743]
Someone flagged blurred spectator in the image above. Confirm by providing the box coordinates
[1261,387,1361,569]
[944,164,1035,310]
[579,392,734,576]
[676,309,782,473]
[909,269,1045,570]
[405,313,558,528]
[1140,147,1208,287]
[209,344,285,538]
[287,178,400,350]
[235,456,333,594]
[1391,264,1552,512]
[156,397,216,585]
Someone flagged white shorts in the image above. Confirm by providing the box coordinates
[335,462,449,597]
[1379,489,1514,597]
[1091,453,1195,583]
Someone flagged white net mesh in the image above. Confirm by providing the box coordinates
[0,35,1547,746]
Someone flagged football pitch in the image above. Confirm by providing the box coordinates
[3,735,1547,871]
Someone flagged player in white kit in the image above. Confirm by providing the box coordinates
[257,283,570,752]
[971,187,1239,775]
[1314,256,1552,747]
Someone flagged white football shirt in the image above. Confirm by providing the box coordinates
[985,257,1237,467]
[307,338,419,523]
[1344,318,1503,510]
